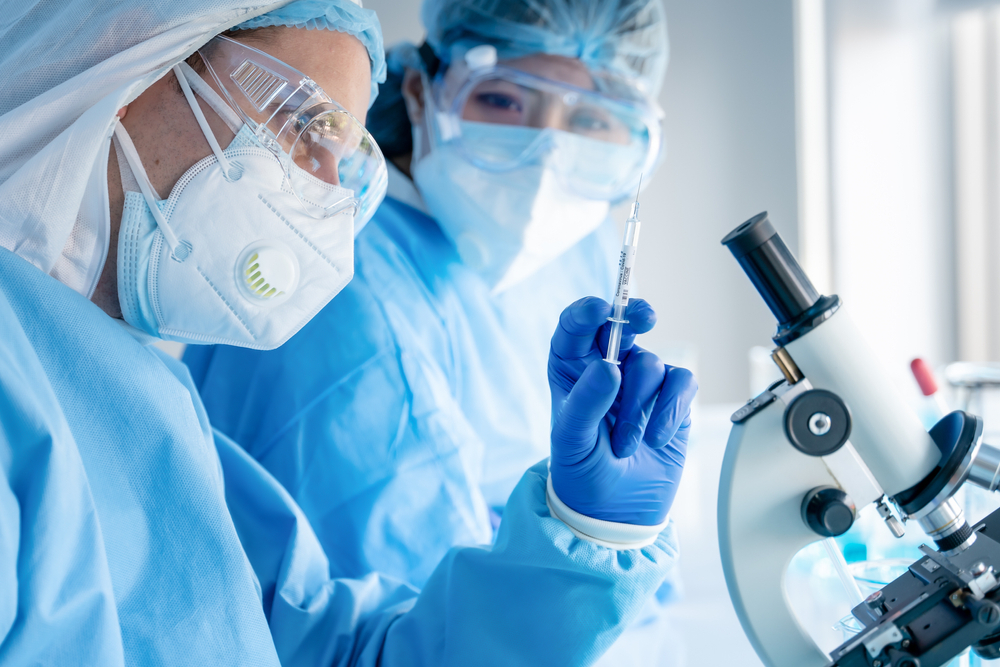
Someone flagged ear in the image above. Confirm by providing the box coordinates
[401,68,425,125]
[117,105,128,119]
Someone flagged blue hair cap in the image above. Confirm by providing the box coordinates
[235,0,387,107]
[421,0,669,97]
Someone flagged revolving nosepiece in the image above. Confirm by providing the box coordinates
[722,212,820,326]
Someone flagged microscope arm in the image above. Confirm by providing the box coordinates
[720,380,884,667]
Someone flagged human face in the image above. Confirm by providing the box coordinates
[399,48,660,202]
[92,27,372,320]
[432,50,659,201]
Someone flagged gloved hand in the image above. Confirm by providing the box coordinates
[548,297,697,526]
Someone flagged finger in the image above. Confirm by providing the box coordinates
[623,298,657,335]
[665,416,693,465]
[551,297,612,362]
[610,347,665,458]
[550,360,621,466]
[597,299,657,362]
[643,366,698,450]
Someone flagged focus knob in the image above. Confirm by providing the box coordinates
[784,389,852,457]
[801,486,855,537]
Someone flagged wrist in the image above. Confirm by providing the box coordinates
[545,473,668,550]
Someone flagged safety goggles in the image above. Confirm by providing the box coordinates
[431,53,662,201]
[199,35,387,223]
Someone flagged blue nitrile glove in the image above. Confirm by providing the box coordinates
[548,297,697,526]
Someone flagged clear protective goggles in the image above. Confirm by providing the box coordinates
[431,45,663,202]
[198,35,387,223]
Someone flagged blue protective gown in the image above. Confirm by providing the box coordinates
[0,245,679,666]
[184,171,683,663]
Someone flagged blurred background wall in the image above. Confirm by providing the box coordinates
[823,0,957,407]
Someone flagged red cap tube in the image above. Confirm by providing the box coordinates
[910,358,939,396]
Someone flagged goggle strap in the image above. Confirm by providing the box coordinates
[173,64,235,179]
[112,121,182,252]
[418,41,441,78]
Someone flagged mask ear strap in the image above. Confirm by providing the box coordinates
[112,121,182,252]
[173,63,238,180]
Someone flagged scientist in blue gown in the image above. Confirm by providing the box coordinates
[186,0,675,592]
[0,1,696,665]
[186,1,685,660]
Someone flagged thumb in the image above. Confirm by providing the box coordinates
[551,360,621,466]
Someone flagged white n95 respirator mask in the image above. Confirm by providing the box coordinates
[114,63,360,349]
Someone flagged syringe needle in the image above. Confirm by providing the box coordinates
[604,176,643,365]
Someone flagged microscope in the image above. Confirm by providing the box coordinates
[719,212,1000,667]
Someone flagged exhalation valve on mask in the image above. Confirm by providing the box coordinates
[236,242,300,304]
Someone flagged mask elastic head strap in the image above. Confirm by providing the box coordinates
[173,64,238,181]
[175,61,243,133]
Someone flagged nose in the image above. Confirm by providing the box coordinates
[529,98,565,131]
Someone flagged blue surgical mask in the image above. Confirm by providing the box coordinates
[412,121,610,294]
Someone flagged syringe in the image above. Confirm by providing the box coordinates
[604,178,642,365]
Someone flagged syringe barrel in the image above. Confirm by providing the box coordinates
[605,322,624,364]
[612,219,641,309]
[605,217,640,365]
[623,217,641,247]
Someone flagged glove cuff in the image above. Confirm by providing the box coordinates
[545,473,668,550]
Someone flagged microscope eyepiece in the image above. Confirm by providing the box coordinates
[722,212,820,324]
[723,212,839,345]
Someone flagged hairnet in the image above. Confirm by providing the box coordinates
[423,0,669,97]
[234,0,387,105]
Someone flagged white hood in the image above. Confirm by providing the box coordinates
[0,0,291,293]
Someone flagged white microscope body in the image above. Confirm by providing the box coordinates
[719,213,996,667]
